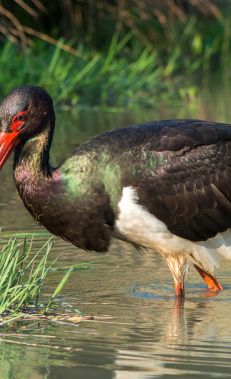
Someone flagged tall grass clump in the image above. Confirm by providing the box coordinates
[0,1,230,109]
[0,34,166,108]
[0,15,230,108]
[0,32,199,108]
[0,236,73,321]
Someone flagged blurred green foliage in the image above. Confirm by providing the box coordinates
[0,1,231,107]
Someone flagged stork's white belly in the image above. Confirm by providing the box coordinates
[115,186,231,274]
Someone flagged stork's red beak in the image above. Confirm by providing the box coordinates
[0,131,20,169]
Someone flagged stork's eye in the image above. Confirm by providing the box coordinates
[15,111,28,122]
[10,111,28,131]
[12,111,28,124]
[16,114,25,121]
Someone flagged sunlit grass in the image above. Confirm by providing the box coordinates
[0,10,230,109]
[0,235,85,325]
[0,16,230,108]
[0,30,199,108]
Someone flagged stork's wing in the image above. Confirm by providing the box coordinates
[135,126,231,242]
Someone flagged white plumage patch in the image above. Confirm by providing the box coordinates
[115,186,231,278]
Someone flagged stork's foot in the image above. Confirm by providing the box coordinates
[194,264,223,291]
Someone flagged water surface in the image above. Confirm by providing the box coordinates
[0,91,231,378]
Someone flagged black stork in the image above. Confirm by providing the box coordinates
[0,85,230,298]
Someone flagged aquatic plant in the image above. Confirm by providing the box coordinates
[0,235,75,323]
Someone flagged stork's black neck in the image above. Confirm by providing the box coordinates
[13,121,54,184]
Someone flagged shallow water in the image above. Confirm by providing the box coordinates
[1,92,231,378]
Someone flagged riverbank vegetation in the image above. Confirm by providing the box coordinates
[0,1,231,108]
[0,235,87,324]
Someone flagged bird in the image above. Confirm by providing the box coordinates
[0,85,231,299]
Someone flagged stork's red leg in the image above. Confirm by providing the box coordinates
[194,264,223,291]
[175,282,185,297]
